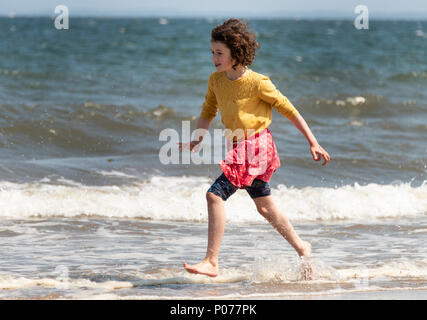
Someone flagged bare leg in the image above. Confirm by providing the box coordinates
[183,192,225,277]
[253,195,312,279]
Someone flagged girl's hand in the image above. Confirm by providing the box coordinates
[310,144,330,166]
[177,140,201,152]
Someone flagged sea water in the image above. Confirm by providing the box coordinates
[0,17,426,299]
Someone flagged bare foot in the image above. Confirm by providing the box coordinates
[299,241,313,280]
[183,259,218,277]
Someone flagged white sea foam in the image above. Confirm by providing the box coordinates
[337,258,427,280]
[72,286,427,300]
[0,274,132,290]
[0,176,425,222]
[135,257,427,286]
[95,170,138,179]
[2,258,425,298]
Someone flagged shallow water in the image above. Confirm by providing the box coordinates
[0,216,426,299]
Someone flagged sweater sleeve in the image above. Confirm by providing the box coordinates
[258,77,299,120]
[199,73,218,121]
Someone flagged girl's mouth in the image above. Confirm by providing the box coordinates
[215,64,221,67]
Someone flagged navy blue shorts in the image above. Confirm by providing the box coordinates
[207,173,271,201]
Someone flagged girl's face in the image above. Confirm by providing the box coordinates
[211,41,236,72]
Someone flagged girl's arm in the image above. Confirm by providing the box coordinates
[289,113,330,166]
[177,117,211,152]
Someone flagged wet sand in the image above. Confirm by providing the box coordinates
[257,289,427,300]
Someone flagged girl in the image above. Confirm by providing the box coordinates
[178,18,330,279]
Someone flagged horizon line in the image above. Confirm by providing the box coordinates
[2,8,427,20]
[1,13,427,21]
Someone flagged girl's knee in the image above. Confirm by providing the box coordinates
[256,204,270,217]
[206,191,224,204]
[254,197,275,217]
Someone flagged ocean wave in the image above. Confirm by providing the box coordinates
[0,274,132,291]
[0,176,425,222]
[1,94,423,150]
[0,102,197,153]
[299,93,425,117]
[0,102,183,128]
[389,70,427,82]
[1,258,425,290]
[1,257,425,296]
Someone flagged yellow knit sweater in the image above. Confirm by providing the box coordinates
[199,69,299,141]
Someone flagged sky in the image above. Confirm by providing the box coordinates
[1,0,427,19]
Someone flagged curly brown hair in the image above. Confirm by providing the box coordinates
[211,18,260,69]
